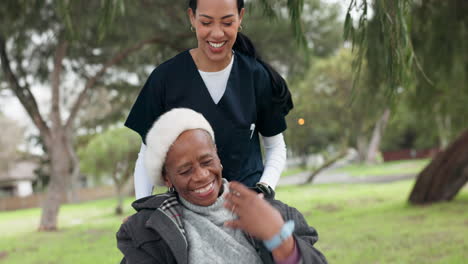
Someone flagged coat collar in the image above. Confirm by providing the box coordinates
[134,193,188,264]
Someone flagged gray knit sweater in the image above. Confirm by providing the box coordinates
[179,180,263,264]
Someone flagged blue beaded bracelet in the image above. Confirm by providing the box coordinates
[263,220,295,251]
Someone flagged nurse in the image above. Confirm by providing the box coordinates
[125,0,293,199]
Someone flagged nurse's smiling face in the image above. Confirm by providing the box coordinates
[163,129,223,206]
[188,0,244,71]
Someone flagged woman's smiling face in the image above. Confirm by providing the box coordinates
[163,129,223,206]
[188,0,244,69]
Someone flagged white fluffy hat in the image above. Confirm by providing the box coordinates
[145,108,215,186]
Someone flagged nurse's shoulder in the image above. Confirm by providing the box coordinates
[146,50,191,82]
[235,51,272,101]
[235,51,270,79]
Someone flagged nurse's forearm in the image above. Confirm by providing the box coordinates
[134,143,154,199]
[259,133,286,190]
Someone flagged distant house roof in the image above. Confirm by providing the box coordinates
[0,161,38,183]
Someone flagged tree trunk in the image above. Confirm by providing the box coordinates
[300,154,308,169]
[356,134,368,162]
[409,129,468,204]
[112,166,124,215]
[435,112,451,149]
[39,132,72,231]
[115,184,124,215]
[66,136,81,203]
[366,108,391,164]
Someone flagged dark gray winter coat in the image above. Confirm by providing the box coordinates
[116,192,327,264]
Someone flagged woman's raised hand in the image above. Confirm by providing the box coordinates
[223,181,284,240]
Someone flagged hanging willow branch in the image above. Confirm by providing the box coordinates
[344,0,415,93]
[56,0,126,41]
[256,0,307,48]
[287,0,307,47]
[58,0,307,49]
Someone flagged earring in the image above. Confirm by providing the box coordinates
[190,26,195,32]
[238,25,243,32]
[220,164,223,169]
[168,186,176,193]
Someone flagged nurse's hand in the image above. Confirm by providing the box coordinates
[223,181,283,241]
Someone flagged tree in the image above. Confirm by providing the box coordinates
[79,127,139,215]
[345,0,468,204]
[0,0,194,230]
[365,108,390,164]
[286,48,389,168]
[401,1,465,196]
[380,99,440,152]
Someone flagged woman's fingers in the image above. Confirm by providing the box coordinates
[226,182,257,204]
[228,181,253,197]
[224,219,242,229]
[224,192,242,208]
[224,182,285,240]
[223,200,236,212]
[224,184,255,218]
[225,182,250,207]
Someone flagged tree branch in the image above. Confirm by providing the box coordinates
[51,39,68,129]
[65,33,191,129]
[0,35,51,142]
[302,149,348,184]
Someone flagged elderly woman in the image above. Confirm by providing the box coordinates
[117,108,327,264]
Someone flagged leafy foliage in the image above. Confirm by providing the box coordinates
[78,127,139,182]
[286,48,387,158]
[345,0,468,148]
[408,0,468,143]
[0,113,24,172]
[380,100,439,151]
[244,0,343,82]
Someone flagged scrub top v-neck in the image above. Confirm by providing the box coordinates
[125,50,287,187]
[198,52,233,105]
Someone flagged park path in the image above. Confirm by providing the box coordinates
[278,169,417,186]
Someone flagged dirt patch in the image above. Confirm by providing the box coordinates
[0,251,8,260]
[87,228,106,235]
[24,246,38,252]
[347,197,384,207]
[86,228,108,242]
[315,204,341,213]
[406,214,426,222]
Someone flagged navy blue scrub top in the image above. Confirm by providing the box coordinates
[125,50,287,187]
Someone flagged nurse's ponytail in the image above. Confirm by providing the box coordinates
[233,32,293,115]
[188,0,293,115]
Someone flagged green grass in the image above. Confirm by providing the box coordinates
[332,159,430,177]
[277,181,468,264]
[0,198,132,264]
[281,167,307,177]
[281,159,429,179]
[1,180,467,264]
